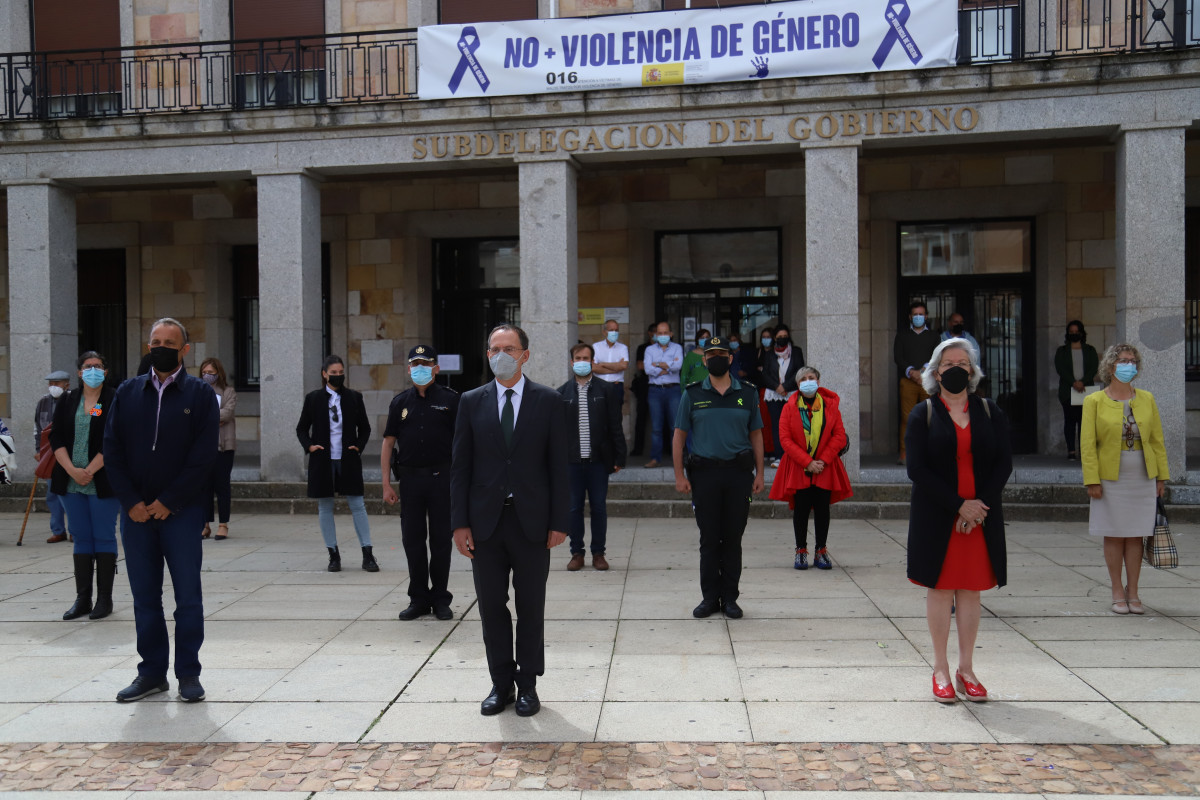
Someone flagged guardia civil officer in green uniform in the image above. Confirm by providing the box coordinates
[672,336,765,620]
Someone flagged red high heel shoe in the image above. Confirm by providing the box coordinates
[932,673,957,703]
[955,671,988,702]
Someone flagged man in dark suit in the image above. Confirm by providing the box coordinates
[558,343,626,571]
[451,324,569,718]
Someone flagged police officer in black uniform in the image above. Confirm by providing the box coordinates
[382,345,460,621]
[672,335,765,620]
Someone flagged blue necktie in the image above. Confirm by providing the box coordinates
[501,389,514,449]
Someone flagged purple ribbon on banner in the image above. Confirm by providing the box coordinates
[871,0,923,69]
[448,26,491,95]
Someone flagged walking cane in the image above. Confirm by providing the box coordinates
[17,476,38,546]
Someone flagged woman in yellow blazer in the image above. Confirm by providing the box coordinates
[1080,344,1168,615]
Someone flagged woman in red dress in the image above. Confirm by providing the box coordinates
[905,338,1012,704]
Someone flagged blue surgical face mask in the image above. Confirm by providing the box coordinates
[81,367,106,388]
[697,338,708,349]
[572,361,592,377]
[656,335,671,346]
[799,379,819,397]
[729,341,740,351]
[1114,363,1138,384]
[410,365,434,386]
[761,337,772,348]
[912,314,926,328]
[606,330,619,344]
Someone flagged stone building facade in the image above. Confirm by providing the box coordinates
[1,0,1197,483]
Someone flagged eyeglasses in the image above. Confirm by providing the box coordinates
[329,404,339,423]
[1115,358,1137,365]
[487,346,523,357]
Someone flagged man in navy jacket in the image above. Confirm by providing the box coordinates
[104,317,219,704]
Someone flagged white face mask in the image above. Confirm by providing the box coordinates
[48,385,64,398]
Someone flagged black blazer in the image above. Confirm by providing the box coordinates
[760,346,804,395]
[557,377,627,473]
[905,395,1012,588]
[49,386,116,498]
[450,377,569,543]
[296,386,371,498]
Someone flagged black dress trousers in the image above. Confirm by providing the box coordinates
[690,465,754,604]
[470,504,551,690]
[398,469,453,607]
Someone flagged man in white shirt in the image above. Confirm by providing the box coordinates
[592,319,629,405]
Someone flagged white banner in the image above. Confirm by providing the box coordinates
[417,0,958,101]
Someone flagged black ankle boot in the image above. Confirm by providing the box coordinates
[327,546,341,572]
[63,554,94,620]
[362,546,379,572]
[89,552,117,620]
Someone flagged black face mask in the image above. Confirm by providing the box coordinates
[706,355,730,377]
[939,366,970,395]
[1066,333,1082,343]
[149,346,180,374]
[327,374,346,390]
[775,337,789,349]
[951,324,964,336]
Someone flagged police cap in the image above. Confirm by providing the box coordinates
[407,345,438,363]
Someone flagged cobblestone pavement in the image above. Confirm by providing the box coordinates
[2,741,1198,793]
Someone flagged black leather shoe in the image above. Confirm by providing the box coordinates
[433,605,453,620]
[515,688,541,717]
[398,603,431,621]
[693,598,721,618]
[480,685,515,716]
[723,600,744,619]
[116,675,169,703]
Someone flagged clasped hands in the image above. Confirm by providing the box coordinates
[956,498,990,533]
[128,500,172,523]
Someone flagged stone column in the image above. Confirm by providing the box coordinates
[256,171,324,481]
[6,181,78,465]
[1115,125,1187,480]
[804,145,860,480]
[518,157,578,388]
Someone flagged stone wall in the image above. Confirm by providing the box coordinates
[341,0,408,30]
[0,196,8,419]
[133,0,200,46]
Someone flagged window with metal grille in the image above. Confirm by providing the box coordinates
[232,243,332,391]
[32,0,122,118]
[231,0,327,109]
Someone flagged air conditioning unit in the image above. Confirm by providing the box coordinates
[234,69,326,108]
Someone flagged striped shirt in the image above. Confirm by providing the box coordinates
[577,379,591,459]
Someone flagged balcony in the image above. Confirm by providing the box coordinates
[0,0,1197,123]
[0,29,418,121]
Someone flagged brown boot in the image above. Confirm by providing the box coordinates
[47,533,68,543]
[567,553,585,571]
[592,554,609,571]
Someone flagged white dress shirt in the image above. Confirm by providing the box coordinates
[592,339,629,384]
[326,385,344,459]
[494,375,526,426]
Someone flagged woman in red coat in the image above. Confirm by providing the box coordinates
[769,366,853,570]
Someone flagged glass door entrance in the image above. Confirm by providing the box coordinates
[433,238,520,393]
[656,228,782,346]
[898,220,1036,453]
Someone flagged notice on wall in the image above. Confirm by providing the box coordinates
[578,307,630,324]
[417,0,957,101]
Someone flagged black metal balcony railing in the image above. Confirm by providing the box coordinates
[0,29,417,121]
[1,0,1198,123]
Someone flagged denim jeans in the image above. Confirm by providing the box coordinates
[59,492,120,555]
[121,505,205,680]
[648,385,681,461]
[46,485,66,535]
[317,461,372,548]
[568,461,610,555]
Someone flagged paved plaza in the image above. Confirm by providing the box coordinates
[0,509,1198,795]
